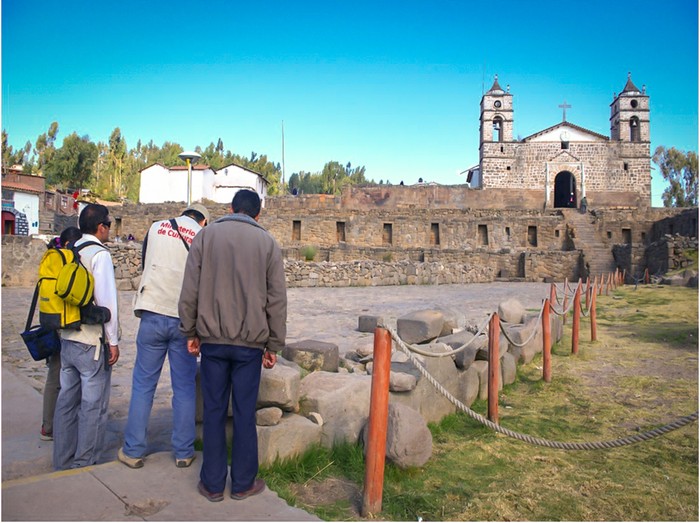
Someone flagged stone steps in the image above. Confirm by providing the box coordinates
[562,209,616,278]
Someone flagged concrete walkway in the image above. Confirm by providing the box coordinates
[2,282,551,521]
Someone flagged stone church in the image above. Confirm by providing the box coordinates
[473,74,651,209]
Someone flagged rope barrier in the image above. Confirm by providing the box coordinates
[380,324,697,450]
[399,315,492,358]
[497,301,545,348]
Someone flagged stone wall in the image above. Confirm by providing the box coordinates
[1,236,47,287]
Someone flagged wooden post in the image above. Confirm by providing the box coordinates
[584,277,590,310]
[488,313,500,424]
[590,280,598,342]
[644,267,650,285]
[572,280,581,355]
[622,269,626,286]
[550,282,556,308]
[562,278,569,325]
[605,272,611,295]
[598,274,603,296]
[542,298,552,383]
[361,328,392,517]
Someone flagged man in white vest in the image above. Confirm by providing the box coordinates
[118,203,209,469]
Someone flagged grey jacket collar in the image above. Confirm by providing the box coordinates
[215,213,266,230]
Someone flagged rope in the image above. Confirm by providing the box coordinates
[381,325,698,450]
[497,302,545,348]
[400,315,492,358]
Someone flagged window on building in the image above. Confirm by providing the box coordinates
[528,226,538,247]
[336,221,346,242]
[555,229,560,238]
[505,226,511,239]
[641,232,646,243]
[624,162,629,171]
[607,231,612,239]
[493,116,503,142]
[630,116,641,142]
[430,223,440,246]
[292,220,301,241]
[622,228,632,245]
[383,223,393,245]
[478,224,488,246]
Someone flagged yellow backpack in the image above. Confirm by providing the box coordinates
[36,241,102,330]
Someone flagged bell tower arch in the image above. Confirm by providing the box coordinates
[480,75,514,145]
[610,73,649,143]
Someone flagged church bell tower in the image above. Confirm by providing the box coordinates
[610,73,649,143]
[480,75,514,145]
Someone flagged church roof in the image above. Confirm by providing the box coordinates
[621,72,641,94]
[522,121,609,142]
[486,75,506,95]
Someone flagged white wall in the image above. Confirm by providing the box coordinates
[213,165,268,207]
[14,192,39,235]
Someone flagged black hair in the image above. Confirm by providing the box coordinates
[182,209,206,224]
[60,226,82,248]
[78,203,110,234]
[232,189,261,219]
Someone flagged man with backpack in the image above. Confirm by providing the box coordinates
[53,204,120,470]
[117,203,209,470]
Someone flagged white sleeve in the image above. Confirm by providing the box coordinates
[91,249,120,345]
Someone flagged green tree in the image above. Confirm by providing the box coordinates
[44,133,98,190]
[107,127,127,197]
[33,121,59,174]
[1,130,28,170]
[653,146,698,207]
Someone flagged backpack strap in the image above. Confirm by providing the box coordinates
[25,282,41,332]
[169,219,190,251]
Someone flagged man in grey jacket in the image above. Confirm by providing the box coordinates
[178,189,287,502]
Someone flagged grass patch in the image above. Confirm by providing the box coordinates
[262,285,698,520]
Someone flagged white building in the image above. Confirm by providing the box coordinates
[139,163,268,206]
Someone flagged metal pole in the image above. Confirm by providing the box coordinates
[186,158,192,206]
[361,327,392,517]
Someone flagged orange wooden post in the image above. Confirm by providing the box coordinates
[487,313,500,424]
[644,268,650,285]
[549,282,556,308]
[572,280,581,355]
[598,274,603,296]
[542,298,552,382]
[362,328,392,517]
[562,278,569,325]
[584,277,590,310]
[605,272,611,295]
[590,280,598,342]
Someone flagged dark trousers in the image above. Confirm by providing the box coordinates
[199,343,263,494]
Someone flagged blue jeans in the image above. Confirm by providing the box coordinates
[123,311,197,460]
[200,343,263,494]
[53,339,111,470]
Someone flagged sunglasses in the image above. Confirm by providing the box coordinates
[101,221,112,229]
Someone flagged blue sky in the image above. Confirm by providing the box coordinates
[3,0,698,206]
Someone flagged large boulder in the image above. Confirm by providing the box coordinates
[256,407,283,426]
[299,371,372,447]
[474,331,509,361]
[361,403,433,469]
[504,316,542,365]
[456,365,479,408]
[389,343,458,423]
[257,358,301,412]
[470,360,503,401]
[498,298,526,324]
[282,339,339,372]
[436,330,483,369]
[257,413,322,465]
[358,315,384,333]
[501,351,517,385]
[396,310,445,344]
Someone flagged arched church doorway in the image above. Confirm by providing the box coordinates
[554,171,577,208]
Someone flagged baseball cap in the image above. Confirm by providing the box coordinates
[183,203,211,225]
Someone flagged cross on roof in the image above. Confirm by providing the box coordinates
[559,100,572,122]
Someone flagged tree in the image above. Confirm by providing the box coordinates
[107,127,127,197]
[33,121,59,174]
[653,146,698,207]
[44,133,98,190]
[2,130,27,170]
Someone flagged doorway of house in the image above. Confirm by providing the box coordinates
[554,171,577,208]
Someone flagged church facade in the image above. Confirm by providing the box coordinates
[477,74,651,209]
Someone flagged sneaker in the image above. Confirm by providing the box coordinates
[117,448,144,469]
[175,455,196,468]
[231,478,266,500]
[198,481,224,502]
[40,426,53,441]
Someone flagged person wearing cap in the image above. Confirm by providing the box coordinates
[118,203,210,469]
